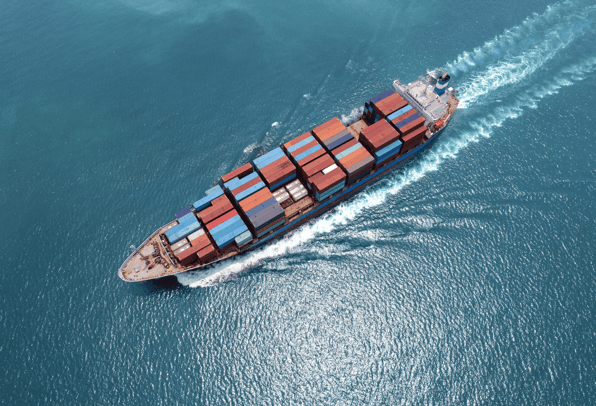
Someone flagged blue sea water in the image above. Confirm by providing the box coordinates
[1,0,596,404]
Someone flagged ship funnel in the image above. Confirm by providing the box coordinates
[434,73,450,96]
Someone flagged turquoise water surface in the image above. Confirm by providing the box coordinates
[1,0,595,404]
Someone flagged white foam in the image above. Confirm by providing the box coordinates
[456,3,596,108]
[178,55,596,288]
[271,122,280,127]
[340,107,364,125]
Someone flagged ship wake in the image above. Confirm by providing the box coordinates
[178,2,596,288]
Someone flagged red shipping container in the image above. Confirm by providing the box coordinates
[390,108,417,125]
[312,167,346,193]
[289,139,319,158]
[206,209,239,230]
[239,188,274,212]
[297,148,325,167]
[198,244,216,262]
[398,116,425,135]
[372,93,408,118]
[221,163,254,183]
[232,176,262,196]
[198,200,233,224]
[301,153,335,178]
[189,234,211,251]
[313,119,346,142]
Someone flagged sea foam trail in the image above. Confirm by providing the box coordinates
[446,1,585,75]
[178,56,596,288]
[455,3,596,108]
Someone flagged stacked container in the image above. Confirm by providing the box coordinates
[329,138,374,184]
[204,208,250,250]
[312,118,350,151]
[300,152,347,201]
[196,194,234,224]
[238,188,285,238]
[285,179,308,202]
[400,126,428,153]
[176,228,217,266]
[387,105,425,136]
[283,131,326,168]
[272,187,293,208]
[360,120,403,167]
[224,171,266,204]
[253,148,297,191]
[165,209,201,245]
[371,92,408,120]
[221,163,254,183]
[363,90,395,123]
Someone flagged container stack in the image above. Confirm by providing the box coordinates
[359,119,403,167]
[329,139,374,184]
[165,209,201,245]
[224,168,285,238]
[196,194,234,225]
[312,118,351,151]
[299,152,347,201]
[387,105,425,136]
[283,131,326,168]
[253,148,297,191]
[192,185,225,212]
[175,228,216,266]
[272,187,293,208]
[221,163,254,184]
[363,90,395,124]
[285,179,308,202]
[371,92,408,121]
[400,126,428,153]
[224,171,265,204]
[204,208,250,250]
[238,188,285,238]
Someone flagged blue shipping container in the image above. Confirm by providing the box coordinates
[287,136,315,153]
[387,105,413,121]
[225,171,259,191]
[175,207,192,219]
[205,185,223,196]
[246,197,277,218]
[165,219,200,244]
[326,131,354,151]
[394,113,421,129]
[294,144,322,163]
[235,230,253,246]
[193,187,224,211]
[214,223,249,248]
[335,143,362,160]
[235,181,266,202]
[367,89,395,105]
[254,148,285,169]
[316,181,345,201]
[210,214,243,236]
[374,139,403,161]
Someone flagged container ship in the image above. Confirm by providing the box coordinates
[119,70,459,282]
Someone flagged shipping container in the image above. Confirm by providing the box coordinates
[165,218,201,244]
[221,163,254,183]
[397,116,425,136]
[359,120,401,152]
[174,243,191,257]
[175,207,192,219]
[206,209,239,230]
[312,118,347,143]
[198,245,216,262]
[193,186,224,211]
[170,238,189,251]
[198,195,234,224]
[371,93,408,119]
[234,230,253,247]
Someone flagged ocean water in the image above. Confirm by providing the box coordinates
[1,0,595,404]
